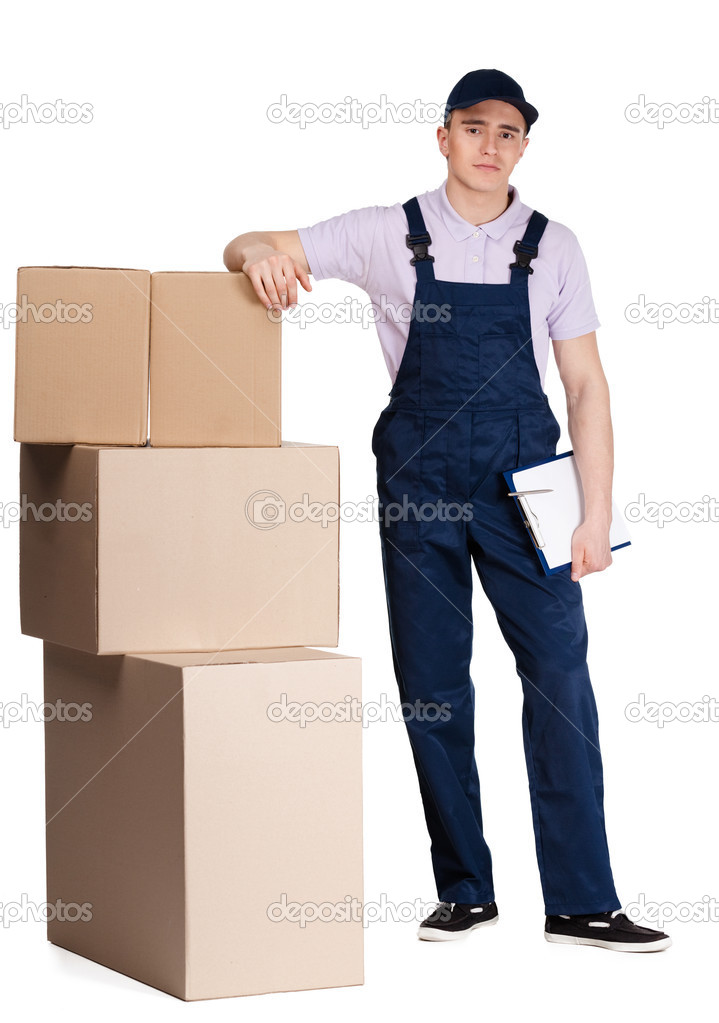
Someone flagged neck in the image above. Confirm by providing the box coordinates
[445,174,512,226]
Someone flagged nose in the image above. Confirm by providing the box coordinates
[480,134,498,157]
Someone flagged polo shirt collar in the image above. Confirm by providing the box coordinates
[439,178,524,241]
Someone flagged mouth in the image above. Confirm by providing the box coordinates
[474,164,500,171]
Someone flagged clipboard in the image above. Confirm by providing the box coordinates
[502,449,632,576]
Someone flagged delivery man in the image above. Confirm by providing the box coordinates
[223,69,670,953]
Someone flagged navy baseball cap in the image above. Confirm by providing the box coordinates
[443,69,538,133]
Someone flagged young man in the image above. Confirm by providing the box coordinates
[223,69,670,953]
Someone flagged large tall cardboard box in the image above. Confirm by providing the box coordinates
[14,266,151,444]
[20,442,339,653]
[149,271,281,447]
[43,642,364,1001]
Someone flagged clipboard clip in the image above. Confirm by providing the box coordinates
[506,489,553,549]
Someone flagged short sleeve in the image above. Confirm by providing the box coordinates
[546,228,601,341]
[297,204,383,291]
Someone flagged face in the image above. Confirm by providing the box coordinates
[437,99,529,194]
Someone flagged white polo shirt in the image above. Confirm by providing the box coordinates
[298,178,600,389]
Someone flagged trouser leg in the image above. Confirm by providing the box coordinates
[467,454,621,915]
[377,516,494,904]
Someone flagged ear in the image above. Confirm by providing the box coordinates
[437,124,450,157]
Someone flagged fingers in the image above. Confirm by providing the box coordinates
[246,253,308,311]
[570,549,584,582]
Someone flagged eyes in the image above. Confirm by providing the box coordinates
[465,127,515,141]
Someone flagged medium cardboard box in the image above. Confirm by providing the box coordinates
[43,642,364,1001]
[149,271,281,447]
[14,266,151,445]
[20,442,339,653]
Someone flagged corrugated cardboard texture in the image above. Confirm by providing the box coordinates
[19,444,99,651]
[44,643,363,1000]
[14,267,150,444]
[21,442,340,653]
[149,272,281,447]
[44,644,188,998]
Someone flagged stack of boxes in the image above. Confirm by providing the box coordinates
[14,266,364,1001]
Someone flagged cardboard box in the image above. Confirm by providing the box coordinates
[43,642,364,1001]
[14,266,151,445]
[14,267,282,447]
[149,272,281,447]
[20,442,339,653]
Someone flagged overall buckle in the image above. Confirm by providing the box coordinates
[406,231,435,264]
[509,238,539,273]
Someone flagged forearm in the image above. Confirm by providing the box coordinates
[566,378,614,528]
[223,231,277,272]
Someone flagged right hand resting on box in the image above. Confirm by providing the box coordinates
[224,230,313,312]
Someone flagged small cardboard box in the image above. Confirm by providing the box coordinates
[20,442,339,653]
[43,642,364,1001]
[14,266,151,445]
[149,271,281,447]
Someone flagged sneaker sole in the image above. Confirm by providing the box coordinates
[544,932,672,952]
[417,914,499,941]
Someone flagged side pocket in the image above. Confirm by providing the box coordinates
[546,408,562,450]
[379,519,421,553]
[371,409,394,457]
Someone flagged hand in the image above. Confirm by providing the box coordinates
[242,244,312,311]
[570,519,613,581]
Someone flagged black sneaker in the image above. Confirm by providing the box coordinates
[417,901,499,941]
[545,909,671,952]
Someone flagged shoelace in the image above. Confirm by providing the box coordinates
[560,909,624,922]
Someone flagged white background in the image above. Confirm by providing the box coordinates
[2,0,718,1018]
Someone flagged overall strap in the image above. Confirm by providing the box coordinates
[402,196,436,283]
[509,210,548,283]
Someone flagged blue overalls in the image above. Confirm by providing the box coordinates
[372,196,622,916]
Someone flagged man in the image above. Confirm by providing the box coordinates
[223,69,670,953]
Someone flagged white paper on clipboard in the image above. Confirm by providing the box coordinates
[508,452,631,573]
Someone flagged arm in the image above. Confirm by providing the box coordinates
[223,229,313,311]
[551,330,614,582]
